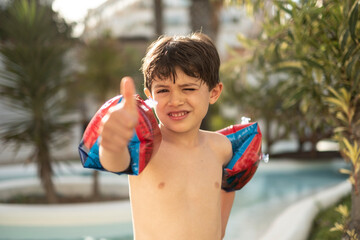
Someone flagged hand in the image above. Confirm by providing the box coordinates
[100,77,138,153]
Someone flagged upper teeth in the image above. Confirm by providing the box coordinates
[170,112,187,117]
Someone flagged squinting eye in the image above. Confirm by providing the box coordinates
[157,89,169,94]
[184,88,196,91]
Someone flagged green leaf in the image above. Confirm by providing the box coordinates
[339,88,351,104]
[328,87,342,101]
[325,97,349,114]
[348,1,359,43]
[274,61,303,73]
[237,33,255,49]
[301,57,324,70]
[342,138,360,166]
[335,112,348,124]
[346,51,360,77]
[334,126,347,133]
[330,222,344,232]
[335,204,349,217]
[342,44,356,67]
[275,1,293,16]
[353,67,360,92]
[339,168,352,175]
[300,98,310,113]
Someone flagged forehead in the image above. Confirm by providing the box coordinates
[151,69,203,89]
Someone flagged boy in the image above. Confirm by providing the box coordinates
[79,33,261,240]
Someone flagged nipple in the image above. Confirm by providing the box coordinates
[158,182,165,189]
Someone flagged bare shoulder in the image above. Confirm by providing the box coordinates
[201,130,233,166]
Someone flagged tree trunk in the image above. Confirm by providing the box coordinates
[37,143,58,203]
[297,139,304,153]
[153,0,163,37]
[190,0,222,42]
[79,99,100,200]
[92,170,100,200]
[310,134,318,158]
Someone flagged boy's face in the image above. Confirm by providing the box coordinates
[145,68,222,134]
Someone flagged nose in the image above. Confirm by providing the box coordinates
[168,90,184,107]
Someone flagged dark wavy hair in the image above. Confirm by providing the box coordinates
[141,33,220,90]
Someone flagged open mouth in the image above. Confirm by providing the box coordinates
[168,111,189,119]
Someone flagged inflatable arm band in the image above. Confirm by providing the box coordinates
[218,123,262,192]
[78,95,161,175]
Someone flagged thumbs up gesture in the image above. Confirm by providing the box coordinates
[100,77,138,154]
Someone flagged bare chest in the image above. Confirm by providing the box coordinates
[128,143,223,239]
[129,143,223,200]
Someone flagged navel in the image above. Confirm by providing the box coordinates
[158,182,165,189]
[214,182,220,188]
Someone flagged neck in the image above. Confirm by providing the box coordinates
[159,124,203,147]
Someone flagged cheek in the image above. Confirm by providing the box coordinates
[197,94,211,115]
[153,105,160,115]
[200,103,210,116]
[189,96,209,114]
[153,103,165,119]
[192,92,210,106]
[152,94,164,106]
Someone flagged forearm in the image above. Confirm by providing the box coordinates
[99,145,131,172]
[221,190,235,239]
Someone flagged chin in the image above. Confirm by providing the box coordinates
[159,122,190,133]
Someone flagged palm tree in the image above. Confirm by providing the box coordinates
[0,0,74,203]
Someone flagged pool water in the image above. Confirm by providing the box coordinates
[0,224,133,240]
[0,159,349,240]
[224,159,349,240]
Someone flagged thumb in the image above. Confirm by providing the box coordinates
[120,76,136,111]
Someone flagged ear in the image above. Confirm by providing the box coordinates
[144,88,152,99]
[209,82,223,104]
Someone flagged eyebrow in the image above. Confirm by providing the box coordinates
[153,84,170,89]
[179,83,200,88]
[153,83,200,89]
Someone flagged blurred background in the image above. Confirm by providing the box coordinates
[0,0,359,240]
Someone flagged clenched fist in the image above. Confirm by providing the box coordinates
[99,77,138,169]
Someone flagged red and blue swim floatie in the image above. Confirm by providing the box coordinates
[217,123,262,192]
[78,95,263,192]
[78,95,161,175]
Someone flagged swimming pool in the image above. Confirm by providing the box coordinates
[0,159,349,240]
[225,159,348,240]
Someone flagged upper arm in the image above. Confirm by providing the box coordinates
[221,190,235,239]
[222,135,233,167]
[215,133,234,238]
[210,132,233,167]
